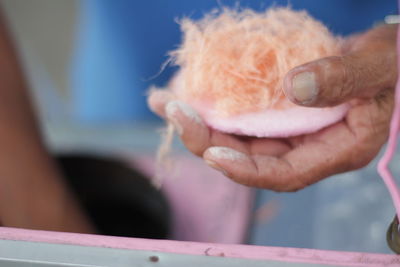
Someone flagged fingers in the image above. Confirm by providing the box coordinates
[165,100,252,156]
[147,89,175,118]
[148,88,211,156]
[150,92,354,191]
[203,147,299,191]
[283,25,397,107]
[203,143,335,192]
[148,88,252,157]
[203,126,352,192]
[148,89,210,155]
[203,88,394,192]
[345,88,394,167]
[165,101,210,155]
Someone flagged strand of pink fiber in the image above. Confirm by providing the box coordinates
[377,22,400,222]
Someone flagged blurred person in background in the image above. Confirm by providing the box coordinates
[0,10,94,232]
[0,0,397,232]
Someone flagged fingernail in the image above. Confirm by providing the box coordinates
[166,101,202,122]
[291,72,317,104]
[168,117,183,135]
[165,101,183,135]
[165,101,202,135]
[147,88,172,114]
[207,147,248,161]
[205,160,228,176]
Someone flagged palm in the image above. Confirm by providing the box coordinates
[149,88,393,191]
[207,90,392,191]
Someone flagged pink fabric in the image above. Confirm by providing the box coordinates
[132,154,254,243]
[377,24,400,222]
[0,227,399,266]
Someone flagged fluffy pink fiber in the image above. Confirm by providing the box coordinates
[169,7,350,137]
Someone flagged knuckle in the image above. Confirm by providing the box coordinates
[314,56,354,106]
[349,136,380,170]
[351,141,380,169]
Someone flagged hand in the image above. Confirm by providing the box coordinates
[148,24,397,191]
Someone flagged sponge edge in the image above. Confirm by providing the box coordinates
[198,103,350,138]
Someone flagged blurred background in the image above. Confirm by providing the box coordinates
[0,0,399,254]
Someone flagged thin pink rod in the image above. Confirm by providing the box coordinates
[377,24,400,221]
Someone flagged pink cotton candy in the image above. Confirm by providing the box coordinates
[167,7,349,137]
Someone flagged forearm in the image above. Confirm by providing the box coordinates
[0,9,94,233]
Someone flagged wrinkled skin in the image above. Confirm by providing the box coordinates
[148,24,397,192]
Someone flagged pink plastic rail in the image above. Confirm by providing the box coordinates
[377,23,400,223]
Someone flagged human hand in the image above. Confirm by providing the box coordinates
[148,24,397,191]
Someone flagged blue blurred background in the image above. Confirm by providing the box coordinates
[71,0,397,123]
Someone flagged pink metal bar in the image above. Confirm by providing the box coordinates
[0,227,399,266]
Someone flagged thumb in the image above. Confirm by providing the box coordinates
[283,28,397,107]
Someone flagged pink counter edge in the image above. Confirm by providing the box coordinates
[0,227,399,267]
